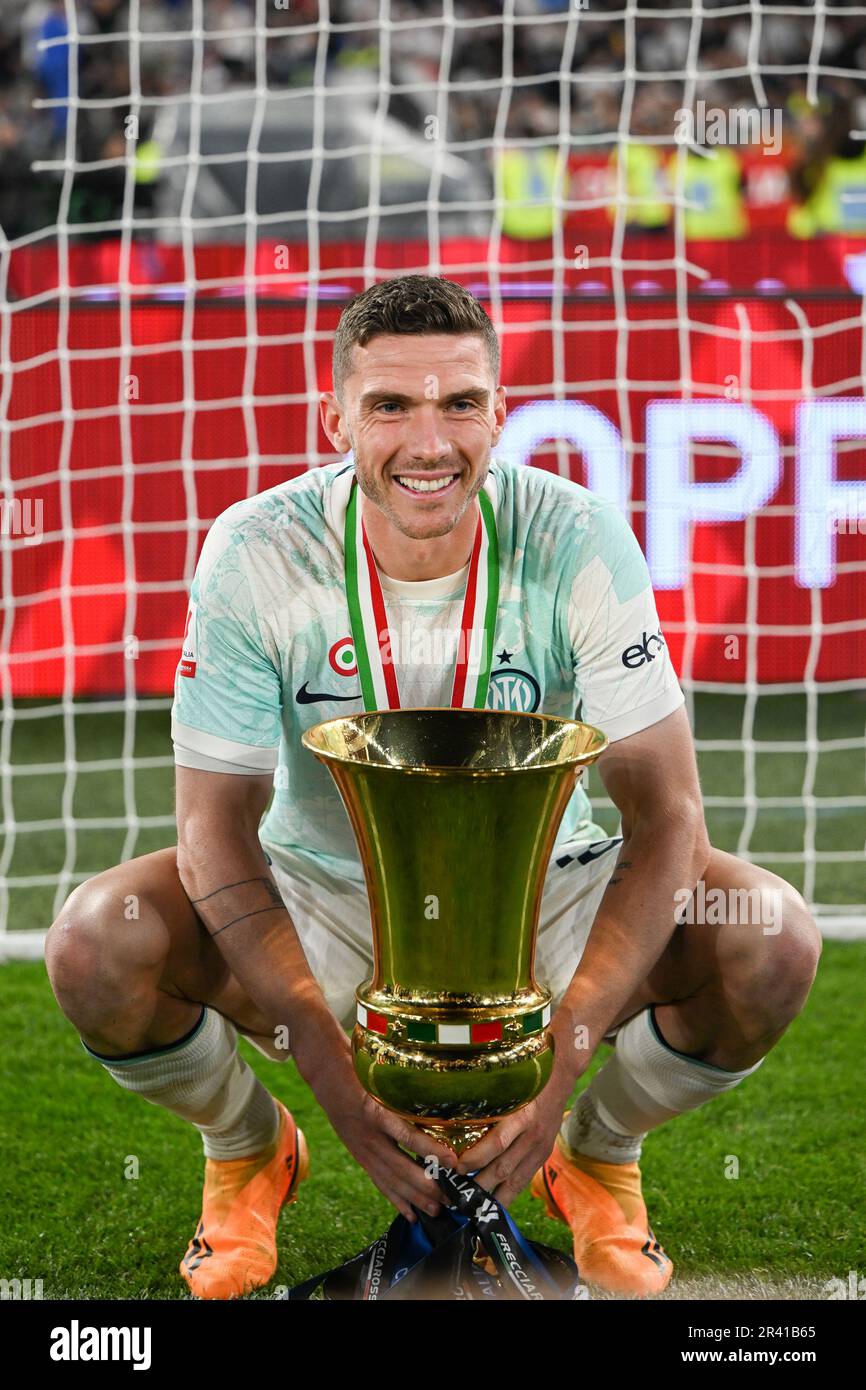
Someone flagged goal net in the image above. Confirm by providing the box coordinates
[2,0,866,958]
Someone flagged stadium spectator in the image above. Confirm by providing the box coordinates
[211,0,255,83]
[0,85,58,239]
[606,84,676,234]
[495,97,563,241]
[674,144,749,240]
[1,0,865,241]
[787,89,866,237]
[29,0,69,140]
[0,9,59,239]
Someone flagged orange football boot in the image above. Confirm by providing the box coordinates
[180,1099,309,1300]
[531,1131,672,1296]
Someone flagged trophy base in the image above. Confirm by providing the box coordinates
[353,1027,554,1144]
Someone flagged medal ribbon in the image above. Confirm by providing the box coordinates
[344,477,499,711]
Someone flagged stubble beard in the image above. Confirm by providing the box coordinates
[352,446,489,541]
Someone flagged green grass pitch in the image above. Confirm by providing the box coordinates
[1,692,864,1298]
[0,946,864,1299]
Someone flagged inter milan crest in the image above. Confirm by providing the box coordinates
[486,665,541,712]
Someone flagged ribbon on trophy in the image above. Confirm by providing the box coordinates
[294,478,599,1302]
[344,476,499,710]
[288,1161,581,1301]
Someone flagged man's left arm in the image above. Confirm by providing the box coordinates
[555,704,711,1049]
[456,706,711,1200]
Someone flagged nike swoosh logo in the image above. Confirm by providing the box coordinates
[295,682,361,705]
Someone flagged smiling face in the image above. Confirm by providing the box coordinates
[320,333,507,541]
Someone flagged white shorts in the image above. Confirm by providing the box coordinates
[264,836,623,1033]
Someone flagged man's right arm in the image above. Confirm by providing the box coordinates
[175,765,457,1218]
[175,764,345,1081]
[170,519,345,1080]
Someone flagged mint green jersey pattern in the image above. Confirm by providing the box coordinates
[171,459,684,884]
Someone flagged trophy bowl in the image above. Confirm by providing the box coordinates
[302,708,608,1151]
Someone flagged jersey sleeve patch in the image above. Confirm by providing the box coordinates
[179,601,197,678]
[171,518,283,768]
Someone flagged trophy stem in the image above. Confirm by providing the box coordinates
[417,1121,494,1155]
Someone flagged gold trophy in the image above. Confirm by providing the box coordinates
[302,709,608,1153]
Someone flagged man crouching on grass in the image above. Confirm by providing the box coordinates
[45,274,821,1299]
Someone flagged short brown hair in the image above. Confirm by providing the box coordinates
[332,274,500,400]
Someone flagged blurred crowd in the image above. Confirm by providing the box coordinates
[2,0,866,242]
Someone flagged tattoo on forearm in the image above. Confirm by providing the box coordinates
[209,906,283,938]
[606,859,633,888]
[191,877,282,906]
[191,876,287,938]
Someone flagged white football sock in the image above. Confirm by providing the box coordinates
[82,1006,280,1160]
[562,1005,764,1164]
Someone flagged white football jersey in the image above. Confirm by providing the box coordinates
[171,458,684,884]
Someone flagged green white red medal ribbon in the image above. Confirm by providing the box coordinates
[344,476,499,711]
